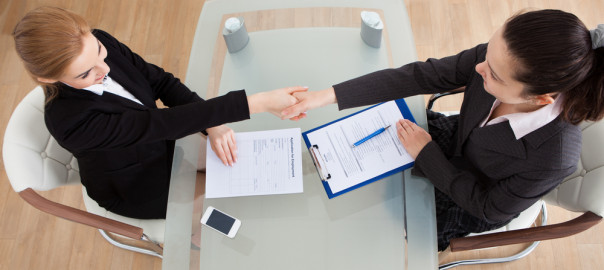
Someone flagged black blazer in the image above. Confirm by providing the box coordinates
[45,30,250,211]
[333,44,581,223]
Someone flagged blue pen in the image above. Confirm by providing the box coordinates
[352,125,391,148]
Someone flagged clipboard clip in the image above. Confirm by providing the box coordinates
[309,145,331,181]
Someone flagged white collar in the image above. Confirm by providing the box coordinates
[62,74,109,95]
[481,95,564,140]
[81,74,110,95]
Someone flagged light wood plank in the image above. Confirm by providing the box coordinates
[1,1,604,269]
[0,171,23,240]
[0,239,14,270]
[578,244,604,270]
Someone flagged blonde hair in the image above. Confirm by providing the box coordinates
[12,6,90,102]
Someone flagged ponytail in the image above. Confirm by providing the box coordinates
[561,48,604,124]
[12,7,90,103]
[503,10,604,125]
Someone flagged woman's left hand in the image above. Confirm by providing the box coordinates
[396,119,432,159]
[206,125,237,166]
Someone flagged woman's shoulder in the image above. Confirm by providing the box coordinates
[92,29,120,49]
[45,86,98,121]
[91,29,113,39]
[525,117,581,166]
[526,116,581,145]
[44,88,103,144]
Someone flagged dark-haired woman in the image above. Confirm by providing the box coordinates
[281,9,604,251]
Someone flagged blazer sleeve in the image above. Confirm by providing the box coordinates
[414,140,578,223]
[332,44,487,110]
[45,90,250,153]
[93,29,202,107]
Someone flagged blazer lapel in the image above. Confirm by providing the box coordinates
[469,121,527,159]
[454,76,497,156]
[100,91,149,110]
[105,56,157,108]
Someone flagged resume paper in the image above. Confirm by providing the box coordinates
[205,128,303,198]
[305,101,413,194]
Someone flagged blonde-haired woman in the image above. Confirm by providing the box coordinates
[12,6,305,219]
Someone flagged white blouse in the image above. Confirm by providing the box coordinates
[79,74,143,105]
[480,95,564,140]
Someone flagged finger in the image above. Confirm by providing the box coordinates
[289,112,307,121]
[286,86,309,94]
[404,119,418,129]
[213,142,228,166]
[230,132,237,151]
[292,91,306,99]
[397,120,408,136]
[288,94,300,106]
[281,103,307,119]
[289,114,304,121]
[221,141,233,166]
[401,119,415,132]
[396,124,404,141]
[227,135,237,163]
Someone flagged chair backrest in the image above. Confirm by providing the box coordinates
[3,87,80,192]
[544,120,604,217]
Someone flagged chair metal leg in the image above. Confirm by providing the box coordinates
[438,204,548,269]
[99,229,164,259]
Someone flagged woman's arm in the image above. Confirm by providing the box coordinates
[281,44,487,119]
[46,90,249,153]
[47,85,305,154]
[333,44,485,110]
[413,138,578,223]
[208,86,307,166]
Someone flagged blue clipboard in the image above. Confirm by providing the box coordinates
[302,98,416,199]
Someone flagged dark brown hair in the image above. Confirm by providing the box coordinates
[503,9,604,124]
[12,6,90,102]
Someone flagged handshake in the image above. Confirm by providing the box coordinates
[247,86,337,121]
[210,85,431,166]
[208,86,337,166]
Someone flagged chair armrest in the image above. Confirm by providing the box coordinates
[427,87,465,110]
[449,211,602,252]
[19,188,144,239]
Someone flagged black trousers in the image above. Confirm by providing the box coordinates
[427,110,512,251]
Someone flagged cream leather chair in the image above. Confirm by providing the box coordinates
[428,91,604,269]
[3,87,165,258]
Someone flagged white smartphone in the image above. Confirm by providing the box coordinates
[200,206,241,238]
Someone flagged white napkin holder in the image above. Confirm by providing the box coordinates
[360,11,384,48]
[223,17,250,53]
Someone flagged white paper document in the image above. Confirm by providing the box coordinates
[306,101,414,194]
[205,128,303,198]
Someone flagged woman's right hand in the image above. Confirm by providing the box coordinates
[247,86,308,118]
[281,87,337,120]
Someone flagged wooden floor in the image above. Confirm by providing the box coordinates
[0,0,603,269]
